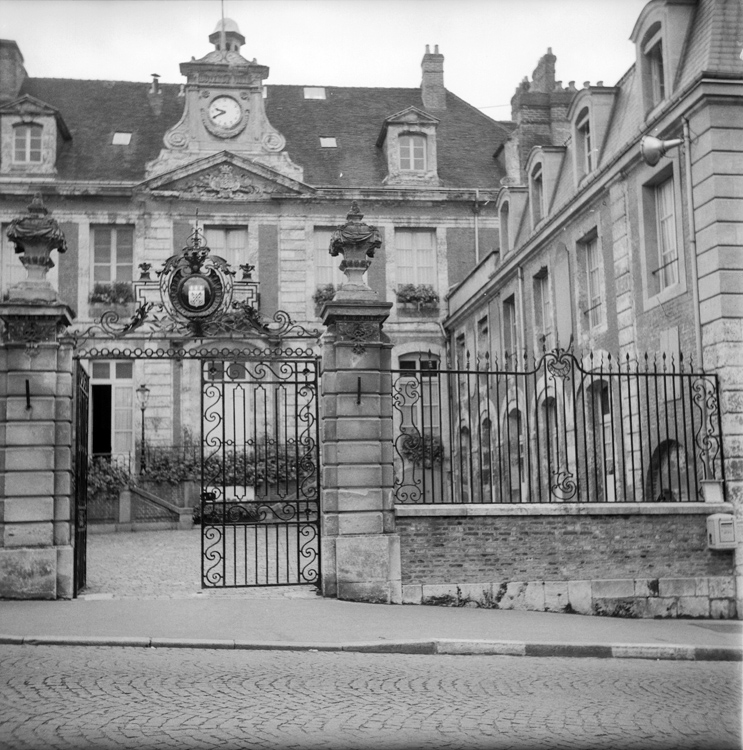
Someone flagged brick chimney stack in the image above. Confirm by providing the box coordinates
[421,44,446,110]
[506,48,576,184]
[531,47,556,93]
[0,40,27,103]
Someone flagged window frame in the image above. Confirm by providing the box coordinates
[533,269,553,350]
[394,228,437,288]
[398,133,427,172]
[642,24,666,111]
[576,107,592,175]
[584,235,604,330]
[13,122,43,163]
[91,225,135,285]
[530,163,544,227]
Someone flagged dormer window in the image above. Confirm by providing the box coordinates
[642,24,666,110]
[399,134,426,171]
[576,108,592,174]
[13,123,42,163]
[530,164,544,226]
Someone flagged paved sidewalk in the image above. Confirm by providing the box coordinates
[1,529,741,660]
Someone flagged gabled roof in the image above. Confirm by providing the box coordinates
[18,77,515,189]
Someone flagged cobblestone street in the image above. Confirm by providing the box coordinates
[0,645,740,750]
[84,528,316,599]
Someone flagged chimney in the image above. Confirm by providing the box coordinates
[421,44,445,110]
[0,40,27,103]
[531,47,556,93]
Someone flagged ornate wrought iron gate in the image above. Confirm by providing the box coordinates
[200,354,321,587]
[73,361,90,596]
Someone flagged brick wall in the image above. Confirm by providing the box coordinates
[398,514,733,584]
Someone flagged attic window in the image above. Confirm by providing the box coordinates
[303,87,326,100]
[112,132,132,145]
[13,124,42,163]
[320,137,337,148]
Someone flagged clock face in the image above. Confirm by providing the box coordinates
[208,96,242,128]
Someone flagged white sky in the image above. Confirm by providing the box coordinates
[0,0,648,119]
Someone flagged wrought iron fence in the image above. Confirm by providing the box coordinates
[392,349,724,505]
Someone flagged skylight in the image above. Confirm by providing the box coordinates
[112,132,132,145]
[303,87,326,100]
[320,137,337,148]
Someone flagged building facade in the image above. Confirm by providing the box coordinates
[0,21,508,461]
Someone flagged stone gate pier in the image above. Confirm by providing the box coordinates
[0,196,75,598]
[319,203,401,603]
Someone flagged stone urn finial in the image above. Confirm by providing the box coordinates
[329,202,382,300]
[6,193,67,303]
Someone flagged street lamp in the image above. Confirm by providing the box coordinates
[135,384,150,474]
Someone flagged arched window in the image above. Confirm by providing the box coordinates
[399,134,426,171]
[397,353,441,437]
[648,439,687,502]
[13,123,42,163]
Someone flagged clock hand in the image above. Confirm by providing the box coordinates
[214,108,226,116]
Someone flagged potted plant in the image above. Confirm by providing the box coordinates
[312,283,336,314]
[396,283,439,314]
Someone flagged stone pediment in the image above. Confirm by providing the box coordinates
[0,94,71,140]
[376,106,440,147]
[138,152,315,200]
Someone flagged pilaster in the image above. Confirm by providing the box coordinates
[320,203,400,603]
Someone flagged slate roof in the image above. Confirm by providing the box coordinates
[18,77,514,188]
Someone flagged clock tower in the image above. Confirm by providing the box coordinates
[145,18,302,180]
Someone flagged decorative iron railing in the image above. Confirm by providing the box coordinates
[392,349,725,505]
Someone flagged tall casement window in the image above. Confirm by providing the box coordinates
[0,223,26,295]
[92,225,134,284]
[584,236,604,329]
[398,354,441,436]
[395,228,436,287]
[576,108,592,174]
[204,226,247,269]
[13,123,42,163]
[533,269,553,350]
[502,295,519,362]
[530,164,544,226]
[314,227,344,287]
[499,202,510,254]
[90,361,134,457]
[399,134,426,172]
[477,314,489,357]
[655,177,678,290]
[642,25,665,109]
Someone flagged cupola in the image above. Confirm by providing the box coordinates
[209,18,246,53]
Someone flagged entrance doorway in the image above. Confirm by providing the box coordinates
[72,345,321,597]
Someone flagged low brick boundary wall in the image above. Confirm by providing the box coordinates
[395,503,737,619]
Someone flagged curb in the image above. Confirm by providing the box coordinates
[1,635,740,661]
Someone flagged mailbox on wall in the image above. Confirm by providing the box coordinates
[707,514,738,550]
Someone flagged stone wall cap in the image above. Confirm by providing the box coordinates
[394,502,735,517]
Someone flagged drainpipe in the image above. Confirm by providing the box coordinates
[474,189,480,264]
[682,117,703,370]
